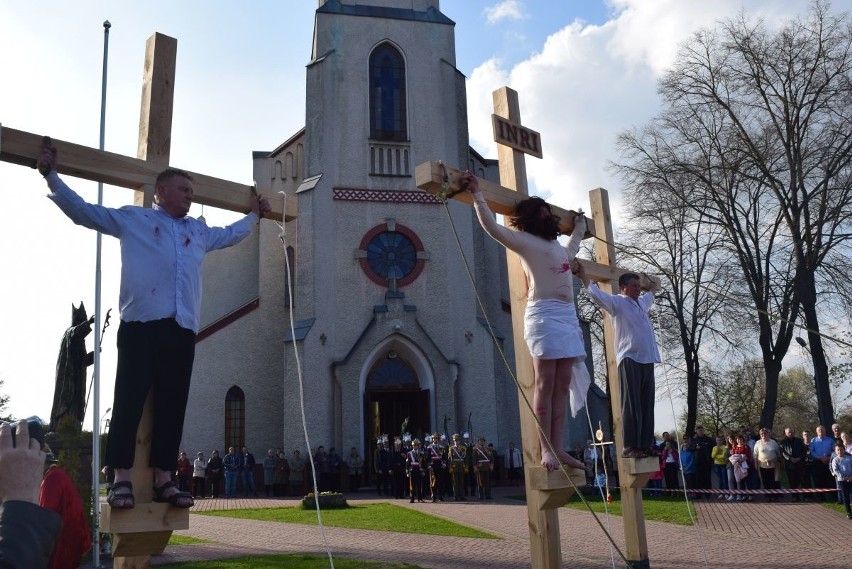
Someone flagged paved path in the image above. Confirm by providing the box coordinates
[93,488,852,568]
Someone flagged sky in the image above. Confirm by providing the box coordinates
[1,0,846,435]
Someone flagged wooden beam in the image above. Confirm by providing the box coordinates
[0,125,295,222]
[135,33,177,207]
[590,188,650,567]
[415,160,594,236]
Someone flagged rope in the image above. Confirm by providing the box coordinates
[582,410,617,569]
[434,168,632,568]
[274,191,336,569]
[589,234,852,352]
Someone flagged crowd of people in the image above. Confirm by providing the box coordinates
[629,423,852,519]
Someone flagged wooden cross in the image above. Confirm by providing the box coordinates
[417,86,657,568]
[1,32,295,569]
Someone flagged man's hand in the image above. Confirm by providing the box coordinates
[37,138,57,177]
[461,170,479,194]
[572,259,590,287]
[0,420,47,504]
[251,193,271,218]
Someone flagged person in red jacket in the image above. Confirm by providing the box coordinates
[39,453,92,569]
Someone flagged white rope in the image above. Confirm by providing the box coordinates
[274,191,335,568]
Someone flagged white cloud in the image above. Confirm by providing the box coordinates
[467,0,819,221]
[484,0,527,24]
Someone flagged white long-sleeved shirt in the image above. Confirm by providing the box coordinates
[46,171,256,333]
[584,282,660,365]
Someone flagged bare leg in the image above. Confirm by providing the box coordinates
[551,358,585,469]
[532,358,560,470]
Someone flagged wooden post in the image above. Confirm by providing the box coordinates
[590,188,657,569]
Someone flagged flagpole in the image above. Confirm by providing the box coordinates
[92,19,111,569]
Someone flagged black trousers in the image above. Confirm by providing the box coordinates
[619,358,655,450]
[105,319,195,471]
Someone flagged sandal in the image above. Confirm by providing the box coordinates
[107,480,135,509]
[153,481,194,508]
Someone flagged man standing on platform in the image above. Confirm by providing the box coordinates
[575,261,660,458]
[37,142,270,510]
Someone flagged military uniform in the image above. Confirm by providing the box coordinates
[474,437,494,499]
[390,440,407,499]
[448,434,467,501]
[374,440,391,495]
[406,440,428,502]
[463,433,476,496]
[427,433,448,502]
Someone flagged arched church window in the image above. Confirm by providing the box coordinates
[358,221,425,289]
[224,386,245,449]
[369,43,407,142]
[367,355,418,390]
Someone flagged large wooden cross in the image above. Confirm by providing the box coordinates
[1,32,295,569]
[417,86,657,568]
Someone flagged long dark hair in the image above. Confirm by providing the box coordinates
[508,196,560,240]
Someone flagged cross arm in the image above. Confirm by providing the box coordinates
[0,125,295,222]
[415,160,593,237]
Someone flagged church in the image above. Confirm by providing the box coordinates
[180,0,608,473]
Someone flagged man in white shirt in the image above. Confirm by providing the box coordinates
[574,261,660,459]
[37,142,270,509]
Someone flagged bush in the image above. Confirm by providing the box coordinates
[300,492,349,509]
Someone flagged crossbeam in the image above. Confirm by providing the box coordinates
[0,125,295,222]
[416,160,658,290]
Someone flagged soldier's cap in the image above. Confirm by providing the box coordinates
[432,432,440,438]
[452,433,461,439]
[394,439,402,446]
[462,432,470,438]
[412,439,421,446]
[478,436,486,441]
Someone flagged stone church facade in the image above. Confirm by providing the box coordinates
[180,0,608,472]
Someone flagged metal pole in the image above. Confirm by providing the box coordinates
[92,19,110,569]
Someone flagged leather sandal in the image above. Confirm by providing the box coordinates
[153,481,194,508]
[107,480,135,509]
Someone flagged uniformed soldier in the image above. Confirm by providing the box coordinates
[474,435,494,500]
[463,432,476,497]
[390,438,407,499]
[448,433,467,501]
[427,432,448,502]
[406,439,427,503]
[374,437,391,496]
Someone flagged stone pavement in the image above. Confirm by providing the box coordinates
[92,487,852,568]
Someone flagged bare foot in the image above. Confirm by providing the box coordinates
[557,449,585,470]
[541,449,560,471]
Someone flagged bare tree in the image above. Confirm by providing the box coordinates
[616,1,852,428]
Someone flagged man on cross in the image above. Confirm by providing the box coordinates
[574,261,660,459]
[37,141,270,509]
[463,171,588,472]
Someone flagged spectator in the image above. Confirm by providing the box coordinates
[780,428,805,502]
[347,447,363,493]
[262,449,277,497]
[753,428,782,502]
[206,450,223,499]
[175,451,191,493]
[729,434,751,502]
[711,436,729,498]
[661,440,679,491]
[692,426,714,498]
[680,436,696,498]
[39,452,92,569]
[192,452,206,499]
[0,420,62,568]
[811,425,836,501]
[829,442,852,519]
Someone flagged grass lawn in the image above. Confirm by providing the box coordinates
[158,554,424,568]
[168,534,212,545]
[197,503,499,539]
[821,501,851,517]
[563,492,697,525]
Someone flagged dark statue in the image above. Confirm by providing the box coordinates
[49,302,94,432]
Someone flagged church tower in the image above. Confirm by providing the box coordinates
[183,0,536,470]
